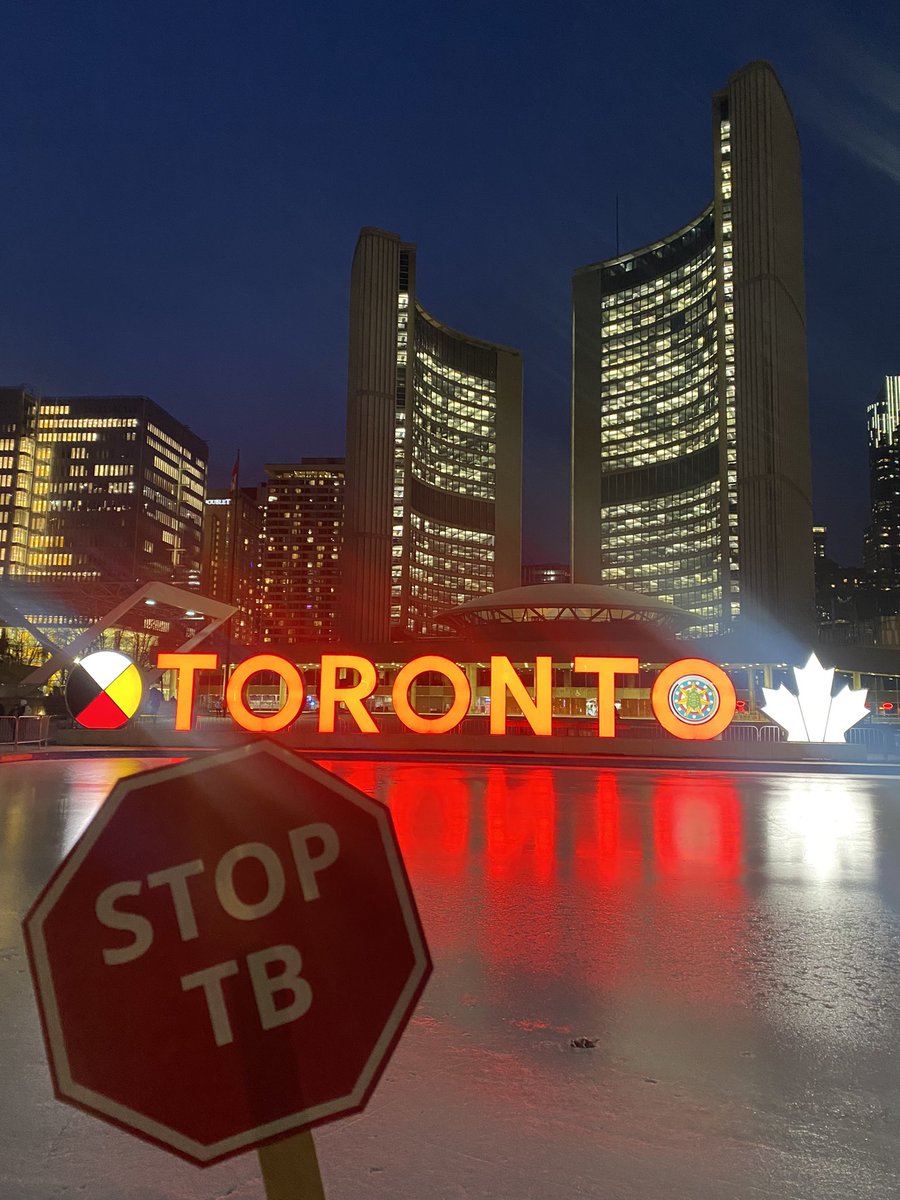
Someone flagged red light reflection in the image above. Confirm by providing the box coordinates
[485,768,555,884]
[653,773,742,879]
[317,760,750,1015]
[573,770,643,884]
[318,758,378,801]
[384,766,470,875]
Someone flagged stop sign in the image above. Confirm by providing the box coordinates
[24,742,431,1165]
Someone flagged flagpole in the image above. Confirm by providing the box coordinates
[223,450,240,708]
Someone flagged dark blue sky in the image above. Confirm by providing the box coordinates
[1,1,898,564]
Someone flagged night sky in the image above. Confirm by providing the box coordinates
[1,1,897,566]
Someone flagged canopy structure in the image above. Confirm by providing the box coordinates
[439,583,701,640]
[0,581,236,687]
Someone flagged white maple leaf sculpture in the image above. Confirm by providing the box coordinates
[761,654,869,743]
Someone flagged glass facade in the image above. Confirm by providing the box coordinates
[0,387,38,578]
[574,63,814,639]
[403,308,498,634]
[26,398,206,584]
[0,393,206,587]
[597,210,725,634]
[344,227,522,642]
[718,110,740,621]
[390,260,409,627]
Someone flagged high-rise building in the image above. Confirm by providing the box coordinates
[1,391,207,596]
[864,376,900,601]
[0,386,39,578]
[261,459,344,645]
[201,486,264,645]
[342,227,523,642]
[24,395,207,589]
[572,61,813,637]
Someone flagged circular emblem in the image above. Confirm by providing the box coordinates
[66,650,143,730]
[668,674,720,725]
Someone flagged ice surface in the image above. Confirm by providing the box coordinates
[2,757,900,1198]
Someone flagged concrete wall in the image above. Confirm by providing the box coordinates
[342,227,400,643]
[494,347,524,590]
[727,62,814,637]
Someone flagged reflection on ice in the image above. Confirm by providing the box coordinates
[323,761,892,1058]
[2,756,900,1199]
[765,774,876,883]
[54,758,184,856]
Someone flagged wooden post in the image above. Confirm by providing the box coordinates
[258,1131,325,1200]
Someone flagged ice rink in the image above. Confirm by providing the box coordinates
[2,755,900,1198]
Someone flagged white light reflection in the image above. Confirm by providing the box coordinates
[766,775,876,883]
[758,774,897,1054]
[57,758,172,856]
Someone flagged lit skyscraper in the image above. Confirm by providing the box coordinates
[572,61,813,637]
[0,386,39,579]
[29,395,207,587]
[342,227,523,642]
[864,376,900,597]
[0,391,207,594]
[261,459,344,644]
[201,486,264,645]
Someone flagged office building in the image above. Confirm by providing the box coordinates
[342,227,523,642]
[25,395,207,589]
[572,61,813,637]
[261,459,344,644]
[201,487,264,645]
[1,392,207,593]
[0,386,39,578]
[864,376,900,602]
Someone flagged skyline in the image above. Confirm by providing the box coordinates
[0,3,898,565]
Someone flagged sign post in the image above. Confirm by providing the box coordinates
[24,742,431,1185]
[258,1130,325,1200]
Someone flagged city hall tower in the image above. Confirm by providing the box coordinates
[572,62,813,637]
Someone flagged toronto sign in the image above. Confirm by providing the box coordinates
[64,649,870,744]
[155,650,739,741]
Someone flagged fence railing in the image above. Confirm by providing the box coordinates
[846,725,900,753]
[0,714,51,747]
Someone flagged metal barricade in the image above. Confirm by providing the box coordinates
[720,722,785,743]
[847,724,900,754]
[15,714,50,746]
[757,723,784,743]
[0,714,50,747]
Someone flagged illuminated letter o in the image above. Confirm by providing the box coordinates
[650,658,736,741]
[226,654,304,733]
[392,656,471,734]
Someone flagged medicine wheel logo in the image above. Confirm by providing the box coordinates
[66,651,143,730]
[668,674,720,725]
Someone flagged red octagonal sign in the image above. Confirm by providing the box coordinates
[24,742,431,1165]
